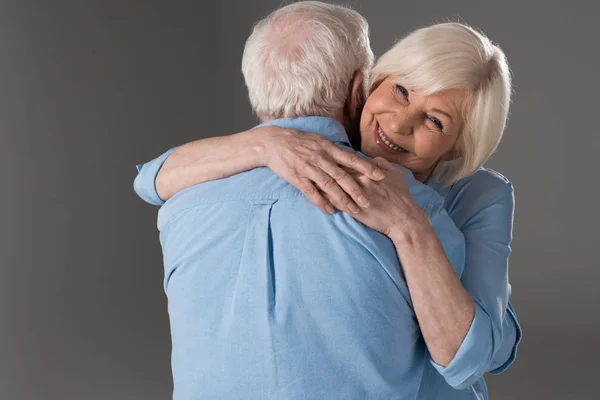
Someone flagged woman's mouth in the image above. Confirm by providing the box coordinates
[375,124,408,153]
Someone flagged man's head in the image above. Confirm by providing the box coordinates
[241,1,374,128]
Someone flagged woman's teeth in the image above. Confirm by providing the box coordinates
[378,127,406,152]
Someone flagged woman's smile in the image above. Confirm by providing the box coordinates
[375,122,409,153]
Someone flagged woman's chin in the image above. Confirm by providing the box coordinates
[362,143,401,163]
[361,144,421,173]
[360,142,379,158]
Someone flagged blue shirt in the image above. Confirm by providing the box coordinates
[134,117,521,399]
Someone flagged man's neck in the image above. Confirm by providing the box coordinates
[260,111,361,149]
[260,110,344,125]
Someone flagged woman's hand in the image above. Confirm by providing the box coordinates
[337,157,429,236]
[253,126,385,214]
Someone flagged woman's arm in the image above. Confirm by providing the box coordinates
[389,199,475,370]
[155,131,264,201]
[346,159,520,389]
[390,214,475,365]
[134,126,384,213]
[395,209,521,389]
[423,182,521,381]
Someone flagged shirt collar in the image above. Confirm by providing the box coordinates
[256,117,351,146]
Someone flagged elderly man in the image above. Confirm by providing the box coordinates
[134,2,465,399]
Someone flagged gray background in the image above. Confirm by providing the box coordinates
[1,0,598,399]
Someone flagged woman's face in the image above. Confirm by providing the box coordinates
[359,76,467,182]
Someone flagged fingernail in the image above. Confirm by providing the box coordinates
[349,204,360,214]
[373,169,384,179]
[326,205,335,214]
[357,196,370,208]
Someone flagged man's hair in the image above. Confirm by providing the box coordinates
[370,22,513,185]
[241,1,374,120]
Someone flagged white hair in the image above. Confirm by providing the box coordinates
[370,22,513,185]
[241,1,374,120]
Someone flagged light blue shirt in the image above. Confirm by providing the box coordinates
[134,116,520,399]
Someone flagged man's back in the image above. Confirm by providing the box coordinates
[149,117,465,399]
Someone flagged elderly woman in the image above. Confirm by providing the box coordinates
[136,22,521,399]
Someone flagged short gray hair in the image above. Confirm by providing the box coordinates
[371,22,512,185]
[241,1,374,120]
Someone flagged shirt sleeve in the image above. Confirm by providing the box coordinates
[133,147,177,206]
[431,184,522,389]
[488,301,522,374]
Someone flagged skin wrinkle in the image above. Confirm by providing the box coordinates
[360,77,467,183]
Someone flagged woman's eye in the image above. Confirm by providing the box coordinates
[428,116,444,130]
[395,84,409,98]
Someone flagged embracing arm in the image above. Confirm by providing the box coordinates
[389,197,474,369]
[133,131,265,205]
[133,126,384,211]
[155,132,265,202]
[389,183,521,389]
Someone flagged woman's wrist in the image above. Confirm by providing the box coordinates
[388,205,435,248]
[239,127,272,169]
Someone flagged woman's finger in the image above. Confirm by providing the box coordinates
[295,177,335,214]
[328,145,385,181]
[371,156,394,170]
[304,164,361,214]
[314,158,371,209]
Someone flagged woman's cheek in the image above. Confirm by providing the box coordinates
[417,136,441,160]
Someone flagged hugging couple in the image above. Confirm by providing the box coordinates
[134,1,521,399]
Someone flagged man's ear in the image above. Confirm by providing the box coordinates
[347,71,365,121]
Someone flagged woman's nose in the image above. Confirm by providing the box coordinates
[389,113,414,136]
